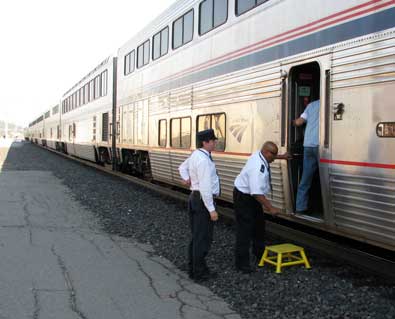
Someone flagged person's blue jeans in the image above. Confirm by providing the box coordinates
[296,146,319,212]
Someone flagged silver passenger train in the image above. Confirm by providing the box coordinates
[26,0,395,250]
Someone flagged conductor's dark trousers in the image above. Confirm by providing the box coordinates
[188,191,213,276]
[233,187,266,268]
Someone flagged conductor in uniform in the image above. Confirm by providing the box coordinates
[234,141,289,273]
[179,129,220,281]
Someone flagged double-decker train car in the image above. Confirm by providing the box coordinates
[43,105,61,150]
[27,0,395,250]
[28,114,44,145]
[60,57,115,162]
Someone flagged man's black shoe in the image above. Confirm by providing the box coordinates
[236,266,254,274]
[296,209,309,214]
[190,273,210,282]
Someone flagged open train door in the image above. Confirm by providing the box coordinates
[286,62,324,219]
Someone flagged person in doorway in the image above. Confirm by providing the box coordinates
[233,141,290,273]
[178,129,220,281]
[292,99,320,213]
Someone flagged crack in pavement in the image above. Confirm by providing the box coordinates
[21,192,33,245]
[110,236,238,319]
[109,237,163,300]
[32,282,40,319]
[51,245,89,319]
[78,233,108,259]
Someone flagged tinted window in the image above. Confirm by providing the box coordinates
[197,113,226,151]
[199,0,227,35]
[159,119,167,147]
[124,50,135,75]
[173,10,194,50]
[153,27,169,60]
[214,0,227,27]
[183,10,194,44]
[137,43,144,68]
[137,40,150,68]
[173,17,183,49]
[199,0,212,35]
[153,32,161,60]
[171,118,181,148]
[101,70,108,96]
[171,117,191,148]
[236,0,268,15]
[181,117,191,148]
[143,40,150,65]
[161,27,169,56]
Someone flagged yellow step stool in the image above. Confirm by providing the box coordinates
[258,243,311,273]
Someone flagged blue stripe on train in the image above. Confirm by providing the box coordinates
[148,7,395,95]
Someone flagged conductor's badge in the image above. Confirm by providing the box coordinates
[260,165,265,173]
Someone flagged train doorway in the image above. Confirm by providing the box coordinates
[288,62,323,219]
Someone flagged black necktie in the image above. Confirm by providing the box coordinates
[268,165,273,198]
[208,153,213,162]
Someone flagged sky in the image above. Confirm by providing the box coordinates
[0,0,176,127]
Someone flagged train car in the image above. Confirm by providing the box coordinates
[115,0,395,250]
[28,114,45,145]
[26,0,394,250]
[42,105,61,150]
[60,57,115,162]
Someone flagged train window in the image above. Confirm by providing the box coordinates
[199,0,228,35]
[77,89,81,107]
[94,75,101,99]
[124,50,135,75]
[89,80,94,101]
[161,27,169,56]
[171,117,191,148]
[101,70,108,96]
[158,119,167,147]
[171,118,181,147]
[153,26,169,60]
[84,83,89,104]
[197,113,226,151]
[137,40,150,68]
[236,0,269,16]
[181,117,191,148]
[172,9,194,50]
[173,17,183,49]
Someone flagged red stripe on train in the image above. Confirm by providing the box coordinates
[320,159,395,169]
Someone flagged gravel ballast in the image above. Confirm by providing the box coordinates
[2,142,395,319]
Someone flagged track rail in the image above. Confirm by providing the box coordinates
[38,144,395,283]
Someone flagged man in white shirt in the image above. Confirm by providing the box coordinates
[179,129,220,281]
[234,141,289,273]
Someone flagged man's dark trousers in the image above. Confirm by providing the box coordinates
[234,187,266,268]
[188,191,213,277]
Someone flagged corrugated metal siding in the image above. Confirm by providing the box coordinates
[332,34,395,88]
[149,93,170,115]
[170,87,192,112]
[169,152,190,183]
[193,64,281,108]
[150,151,285,208]
[47,141,56,150]
[73,144,96,162]
[331,172,395,243]
[149,150,172,182]
[66,143,75,156]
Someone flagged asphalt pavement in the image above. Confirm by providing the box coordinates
[0,141,240,319]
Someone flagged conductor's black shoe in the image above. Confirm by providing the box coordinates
[190,273,210,282]
[295,209,309,214]
[236,266,254,274]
